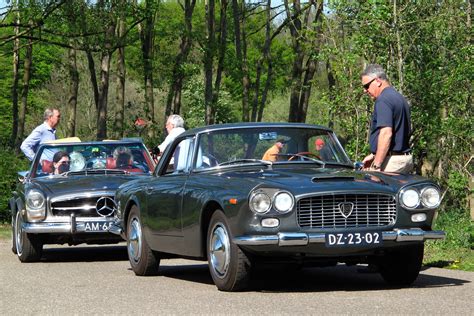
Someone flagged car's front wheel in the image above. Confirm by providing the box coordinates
[14,211,43,262]
[127,205,160,276]
[207,210,252,291]
[377,243,424,286]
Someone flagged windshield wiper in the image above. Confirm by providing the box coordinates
[218,159,273,167]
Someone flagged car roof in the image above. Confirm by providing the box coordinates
[180,122,333,137]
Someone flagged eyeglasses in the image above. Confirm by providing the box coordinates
[363,78,377,90]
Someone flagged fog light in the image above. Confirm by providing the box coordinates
[261,218,279,228]
[411,213,427,222]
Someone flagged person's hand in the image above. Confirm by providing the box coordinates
[362,153,374,170]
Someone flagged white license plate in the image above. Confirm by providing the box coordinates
[83,221,112,232]
[325,231,383,248]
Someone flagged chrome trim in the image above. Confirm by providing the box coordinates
[22,217,115,234]
[278,233,308,246]
[233,229,445,246]
[50,191,116,204]
[108,221,123,236]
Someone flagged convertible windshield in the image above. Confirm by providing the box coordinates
[195,126,352,170]
[32,141,154,178]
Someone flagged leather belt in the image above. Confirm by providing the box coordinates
[389,151,411,156]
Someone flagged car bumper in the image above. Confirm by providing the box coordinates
[22,216,115,234]
[233,229,445,246]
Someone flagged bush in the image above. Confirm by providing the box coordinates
[0,147,30,223]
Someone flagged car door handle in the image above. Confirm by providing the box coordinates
[146,187,153,194]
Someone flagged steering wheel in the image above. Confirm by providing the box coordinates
[288,152,321,161]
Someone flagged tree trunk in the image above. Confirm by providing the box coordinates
[11,3,20,149]
[253,0,272,122]
[66,45,79,137]
[166,0,196,116]
[96,51,112,140]
[232,0,249,122]
[393,0,404,93]
[204,0,215,125]
[18,25,33,147]
[285,0,304,122]
[212,0,228,123]
[114,17,126,139]
[140,4,155,127]
[86,51,99,110]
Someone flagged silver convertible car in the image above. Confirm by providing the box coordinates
[110,123,445,291]
[10,139,154,262]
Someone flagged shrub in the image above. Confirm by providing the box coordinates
[0,147,30,223]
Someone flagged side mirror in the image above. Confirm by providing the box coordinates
[354,162,364,170]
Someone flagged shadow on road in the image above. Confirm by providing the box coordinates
[155,262,471,292]
[40,244,128,262]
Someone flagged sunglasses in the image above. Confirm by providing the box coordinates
[363,78,377,90]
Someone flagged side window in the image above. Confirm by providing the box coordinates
[163,137,195,175]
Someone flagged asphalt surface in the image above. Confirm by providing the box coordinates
[1,240,473,315]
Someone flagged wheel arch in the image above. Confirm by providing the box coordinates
[122,196,142,234]
[200,200,224,257]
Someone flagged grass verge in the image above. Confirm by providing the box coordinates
[0,224,11,240]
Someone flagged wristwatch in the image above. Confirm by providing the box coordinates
[373,164,381,170]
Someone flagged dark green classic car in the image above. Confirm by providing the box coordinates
[10,139,155,262]
[110,123,445,291]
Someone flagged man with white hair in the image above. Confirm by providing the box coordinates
[21,108,61,161]
[156,114,186,154]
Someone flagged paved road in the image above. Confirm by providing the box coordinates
[1,240,473,315]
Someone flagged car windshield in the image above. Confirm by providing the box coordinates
[32,142,154,178]
[195,126,352,169]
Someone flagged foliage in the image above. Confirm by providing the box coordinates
[182,74,239,129]
[0,147,30,223]
[424,210,474,271]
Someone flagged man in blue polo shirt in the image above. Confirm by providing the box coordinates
[21,108,61,161]
[361,64,413,173]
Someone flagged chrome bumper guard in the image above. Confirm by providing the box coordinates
[233,229,446,247]
[22,215,114,234]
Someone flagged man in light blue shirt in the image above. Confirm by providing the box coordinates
[20,108,61,161]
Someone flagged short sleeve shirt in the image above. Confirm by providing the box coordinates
[369,86,411,153]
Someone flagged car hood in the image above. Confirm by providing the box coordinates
[219,166,429,195]
[31,175,149,196]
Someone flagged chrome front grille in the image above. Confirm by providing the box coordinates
[51,196,110,217]
[297,194,396,228]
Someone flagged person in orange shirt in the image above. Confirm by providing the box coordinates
[262,139,286,162]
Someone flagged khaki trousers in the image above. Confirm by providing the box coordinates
[381,154,414,174]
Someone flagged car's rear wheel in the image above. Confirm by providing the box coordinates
[207,210,252,291]
[127,205,160,276]
[15,211,43,262]
[377,243,424,286]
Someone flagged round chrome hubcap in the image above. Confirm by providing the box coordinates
[128,217,142,263]
[209,224,230,278]
[15,212,23,255]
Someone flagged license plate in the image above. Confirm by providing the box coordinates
[83,221,112,232]
[325,231,383,248]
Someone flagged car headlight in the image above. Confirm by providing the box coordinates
[400,188,420,209]
[421,187,441,208]
[249,192,271,214]
[273,191,294,213]
[25,189,46,221]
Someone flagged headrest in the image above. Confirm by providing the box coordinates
[106,157,116,169]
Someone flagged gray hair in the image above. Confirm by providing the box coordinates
[361,64,389,81]
[167,114,184,128]
[43,108,59,120]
